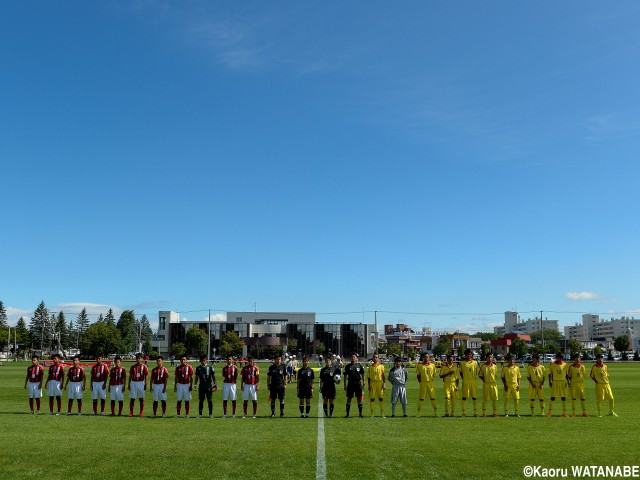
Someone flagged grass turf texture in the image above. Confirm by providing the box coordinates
[1,361,638,480]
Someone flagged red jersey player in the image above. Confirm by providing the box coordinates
[24,355,44,414]
[45,353,65,414]
[174,355,194,418]
[64,356,86,415]
[151,356,169,417]
[90,355,109,415]
[241,356,260,418]
[221,355,239,418]
[108,356,127,416]
[128,353,149,416]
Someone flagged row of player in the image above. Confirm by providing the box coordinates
[23,350,616,418]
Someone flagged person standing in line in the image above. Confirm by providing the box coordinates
[590,353,616,417]
[343,353,365,418]
[241,356,260,418]
[416,353,437,417]
[439,354,459,417]
[267,354,289,418]
[24,355,44,414]
[526,354,546,416]
[150,356,169,417]
[108,356,126,416]
[128,353,149,417]
[174,355,194,418]
[319,357,336,418]
[388,357,408,417]
[501,354,521,417]
[195,354,217,418]
[296,356,315,418]
[567,353,588,417]
[90,355,109,416]
[459,349,479,417]
[64,355,86,415]
[45,353,65,415]
[367,353,386,417]
[221,355,237,418]
[479,353,498,417]
[547,352,568,417]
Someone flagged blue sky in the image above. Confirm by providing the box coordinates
[2,1,639,332]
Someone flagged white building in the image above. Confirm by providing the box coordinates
[494,311,559,335]
[564,314,640,342]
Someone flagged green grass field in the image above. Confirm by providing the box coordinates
[1,361,638,480]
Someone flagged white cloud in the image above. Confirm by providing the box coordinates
[565,291,600,301]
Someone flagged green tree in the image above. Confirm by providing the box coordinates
[530,329,563,344]
[55,312,68,352]
[287,338,298,354]
[510,337,528,358]
[407,347,417,360]
[387,343,402,357]
[613,335,630,354]
[138,315,153,354]
[432,336,451,358]
[82,322,123,357]
[0,300,7,327]
[480,343,490,360]
[456,343,465,359]
[117,310,136,353]
[185,326,208,356]
[219,331,243,357]
[567,339,582,357]
[594,345,603,356]
[607,350,614,361]
[315,341,326,356]
[29,301,50,350]
[16,317,30,355]
[473,332,500,341]
[105,308,116,327]
[171,342,186,358]
[76,308,91,353]
[634,351,639,361]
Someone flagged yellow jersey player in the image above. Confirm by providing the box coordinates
[501,354,520,417]
[439,354,459,417]
[479,354,498,417]
[367,353,386,417]
[459,349,479,417]
[567,353,587,417]
[526,354,546,416]
[589,353,616,417]
[547,352,568,417]
[416,353,437,417]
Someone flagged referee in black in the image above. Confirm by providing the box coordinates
[195,354,217,418]
[297,356,315,418]
[319,356,336,417]
[267,355,289,417]
[343,352,365,418]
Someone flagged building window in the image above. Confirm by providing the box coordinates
[159,317,166,331]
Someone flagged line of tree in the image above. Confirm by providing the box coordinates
[1,300,154,358]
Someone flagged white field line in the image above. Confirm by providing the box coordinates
[316,394,327,480]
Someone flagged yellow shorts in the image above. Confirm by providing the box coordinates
[443,383,458,400]
[483,384,498,401]
[419,382,436,400]
[368,381,384,400]
[461,381,477,399]
[504,385,520,400]
[551,381,568,398]
[569,383,585,400]
[595,384,614,401]
[528,384,544,400]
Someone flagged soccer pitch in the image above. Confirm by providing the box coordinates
[1,361,638,480]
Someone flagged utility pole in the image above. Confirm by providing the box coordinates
[207,309,211,360]
[374,310,378,355]
[540,310,544,350]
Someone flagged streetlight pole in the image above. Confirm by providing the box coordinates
[540,311,545,350]
[207,309,211,360]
